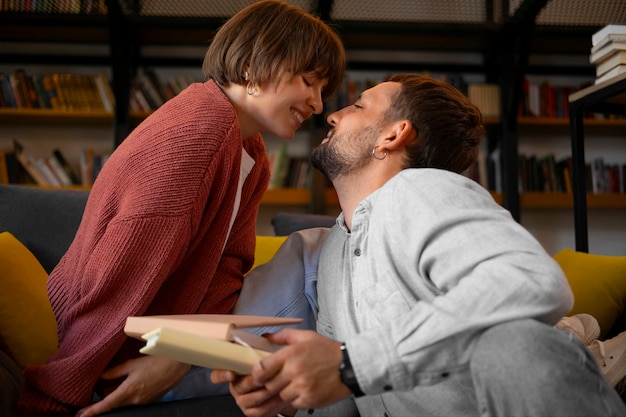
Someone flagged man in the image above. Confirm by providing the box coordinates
[212,74,626,416]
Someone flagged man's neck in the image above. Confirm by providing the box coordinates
[333,167,399,231]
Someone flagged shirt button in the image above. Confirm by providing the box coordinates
[354,248,361,256]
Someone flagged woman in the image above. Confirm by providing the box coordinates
[18,1,346,416]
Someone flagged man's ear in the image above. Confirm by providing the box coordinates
[381,120,416,151]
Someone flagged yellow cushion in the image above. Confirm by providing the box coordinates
[252,236,288,272]
[0,232,57,368]
[554,248,626,338]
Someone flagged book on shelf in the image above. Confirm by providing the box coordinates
[52,149,81,185]
[590,38,626,64]
[0,150,9,184]
[592,24,626,47]
[517,153,576,193]
[9,74,26,108]
[1,151,19,184]
[467,83,500,118]
[34,157,63,186]
[94,72,115,112]
[13,139,51,186]
[0,69,111,112]
[591,33,626,56]
[0,72,18,108]
[595,50,626,77]
[125,314,303,375]
[138,74,164,109]
[595,65,626,85]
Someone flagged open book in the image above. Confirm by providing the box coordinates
[125,314,303,375]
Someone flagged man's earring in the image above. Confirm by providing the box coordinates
[372,146,387,160]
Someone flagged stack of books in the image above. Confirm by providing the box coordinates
[590,24,626,84]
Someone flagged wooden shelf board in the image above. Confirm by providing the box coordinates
[0,108,113,125]
[261,188,310,205]
[521,192,626,208]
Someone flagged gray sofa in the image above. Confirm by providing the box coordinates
[0,184,245,417]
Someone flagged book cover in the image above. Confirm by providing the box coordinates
[52,148,81,185]
[126,314,302,374]
[139,326,272,375]
[590,39,626,64]
[80,147,94,186]
[15,69,36,108]
[0,151,9,184]
[34,157,62,186]
[595,64,626,84]
[13,140,51,186]
[46,155,73,186]
[94,72,115,112]
[0,72,17,108]
[596,50,626,77]
[42,75,61,110]
[592,24,626,46]
[125,314,302,341]
[9,74,26,108]
[3,151,19,184]
[591,33,626,55]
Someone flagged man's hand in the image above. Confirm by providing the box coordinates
[211,329,351,417]
[75,356,191,417]
[253,329,351,410]
[211,370,296,417]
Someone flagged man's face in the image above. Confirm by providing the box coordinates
[310,82,399,181]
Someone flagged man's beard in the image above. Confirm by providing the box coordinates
[310,125,379,182]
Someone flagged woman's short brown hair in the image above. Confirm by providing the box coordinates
[203,0,346,100]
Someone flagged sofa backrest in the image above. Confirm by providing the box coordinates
[0,185,89,273]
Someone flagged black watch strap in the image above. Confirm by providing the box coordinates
[339,343,365,397]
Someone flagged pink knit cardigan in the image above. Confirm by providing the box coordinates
[19,80,271,416]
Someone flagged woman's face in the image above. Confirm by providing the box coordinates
[251,71,327,140]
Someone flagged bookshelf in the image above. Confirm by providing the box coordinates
[1,1,625,250]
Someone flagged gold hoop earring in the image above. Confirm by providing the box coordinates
[246,83,257,96]
[244,71,257,95]
[372,146,387,160]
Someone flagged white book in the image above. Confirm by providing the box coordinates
[595,65,626,84]
[46,155,73,186]
[35,157,62,187]
[592,24,626,46]
[596,50,626,77]
[590,41,626,64]
[94,73,114,112]
[591,33,626,55]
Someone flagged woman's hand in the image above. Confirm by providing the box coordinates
[75,356,190,417]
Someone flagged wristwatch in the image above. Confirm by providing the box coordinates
[339,343,365,397]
